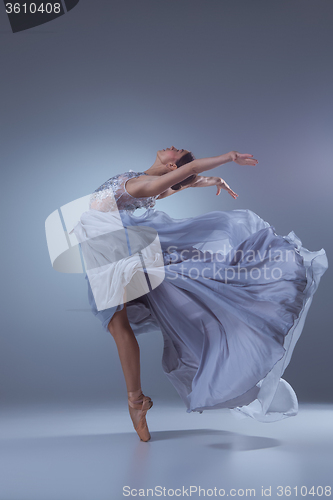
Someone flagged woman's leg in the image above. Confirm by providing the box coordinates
[107,302,141,394]
[108,302,153,441]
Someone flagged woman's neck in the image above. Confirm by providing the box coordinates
[144,162,167,176]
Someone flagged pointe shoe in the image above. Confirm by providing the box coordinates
[128,389,153,442]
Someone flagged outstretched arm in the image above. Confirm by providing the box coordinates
[128,151,257,198]
[156,175,238,200]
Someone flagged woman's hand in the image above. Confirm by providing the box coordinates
[216,177,238,199]
[229,151,258,166]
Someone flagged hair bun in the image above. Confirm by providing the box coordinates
[170,151,196,190]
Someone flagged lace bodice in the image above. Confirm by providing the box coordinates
[89,170,157,214]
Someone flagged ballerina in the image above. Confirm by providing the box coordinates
[72,146,328,442]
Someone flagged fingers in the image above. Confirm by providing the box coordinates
[228,188,238,199]
[241,156,258,162]
[239,159,258,166]
[217,183,238,198]
[235,154,258,165]
[224,184,238,199]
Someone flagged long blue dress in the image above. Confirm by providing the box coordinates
[72,170,328,422]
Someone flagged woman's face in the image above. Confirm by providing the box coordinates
[157,146,189,165]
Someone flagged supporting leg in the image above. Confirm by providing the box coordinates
[108,303,153,441]
[108,303,141,394]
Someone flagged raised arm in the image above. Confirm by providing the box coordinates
[152,152,232,195]
[128,151,257,198]
[192,151,258,172]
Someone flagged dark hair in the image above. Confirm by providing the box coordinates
[170,151,196,190]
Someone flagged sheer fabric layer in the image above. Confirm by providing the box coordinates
[78,206,328,422]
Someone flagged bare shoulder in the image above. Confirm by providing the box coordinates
[125,174,158,197]
[126,162,196,198]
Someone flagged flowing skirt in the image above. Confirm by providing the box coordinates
[73,207,328,422]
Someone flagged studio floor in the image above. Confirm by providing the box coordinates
[0,401,332,500]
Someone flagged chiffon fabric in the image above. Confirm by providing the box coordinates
[73,172,328,422]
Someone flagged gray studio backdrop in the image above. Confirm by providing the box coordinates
[0,0,331,407]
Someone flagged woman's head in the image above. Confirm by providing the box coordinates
[156,147,196,189]
[157,147,189,165]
